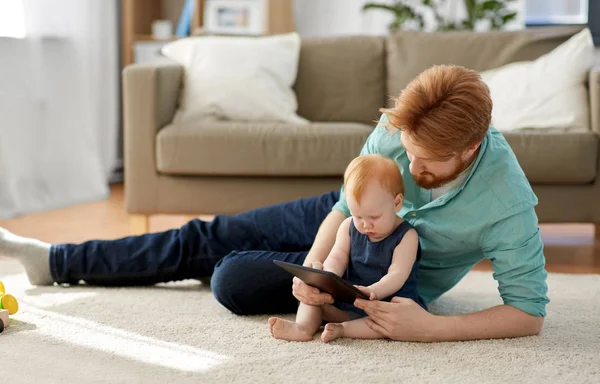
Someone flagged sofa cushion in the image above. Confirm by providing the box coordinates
[480,29,595,132]
[157,124,596,184]
[503,130,598,184]
[385,26,585,99]
[294,36,385,125]
[156,122,373,176]
[161,33,307,125]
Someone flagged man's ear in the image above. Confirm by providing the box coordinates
[394,193,404,211]
[463,141,482,159]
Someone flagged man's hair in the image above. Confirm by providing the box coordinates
[381,64,492,160]
[344,154,404,205]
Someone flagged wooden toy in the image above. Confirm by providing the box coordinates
[0,309,8,333]
[0,280,18,333]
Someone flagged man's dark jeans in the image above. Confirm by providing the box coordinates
[50,191,340,315]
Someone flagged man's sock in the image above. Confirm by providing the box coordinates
[0,228,54,285]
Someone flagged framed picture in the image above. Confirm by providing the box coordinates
[203,0,265,35]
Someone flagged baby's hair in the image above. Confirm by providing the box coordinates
[344,154,404,205]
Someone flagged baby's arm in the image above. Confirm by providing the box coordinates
[368,228,418,299]
[322,217,352,276]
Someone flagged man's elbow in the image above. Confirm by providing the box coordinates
[519,314,544,336]
[510,305,545,336]
[532,316,544,335]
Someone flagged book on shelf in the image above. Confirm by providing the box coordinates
[176,0,196,37]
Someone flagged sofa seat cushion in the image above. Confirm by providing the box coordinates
[156,122,373,176]
[503,130,598,184]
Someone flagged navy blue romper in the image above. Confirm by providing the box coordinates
[334,219,427,319]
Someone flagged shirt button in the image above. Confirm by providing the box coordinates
[412,212,417,217]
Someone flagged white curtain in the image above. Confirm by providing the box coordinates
[0,0,119,219]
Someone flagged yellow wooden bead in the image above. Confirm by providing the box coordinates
[0,294,18,315]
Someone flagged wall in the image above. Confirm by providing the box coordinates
[293,0,525,38]
[293,0,390,37]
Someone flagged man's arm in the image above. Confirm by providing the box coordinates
[368,229,418,299]
[356,203,548,342]
[292,210,346,306]
[294,114,384,303]
[322,218,352,276]
[303,210,347,267]
[442,204,548,340]
[482,205,549,317]
[304,116,386,266]
[355,298,543,342]
[435,304,544,341]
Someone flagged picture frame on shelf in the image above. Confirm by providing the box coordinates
[203,0,265,35]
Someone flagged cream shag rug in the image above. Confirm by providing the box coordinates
[1,259,598,384]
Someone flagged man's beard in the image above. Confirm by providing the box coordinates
[412,158,467,189]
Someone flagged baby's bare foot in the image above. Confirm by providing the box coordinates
[321,323,344,343]
[268,317,313,341]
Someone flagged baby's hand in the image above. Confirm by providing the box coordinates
[354,285,378,300]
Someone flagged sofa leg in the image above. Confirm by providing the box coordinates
[130,214,149,235]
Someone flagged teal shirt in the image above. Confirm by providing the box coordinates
[332,115,549,317]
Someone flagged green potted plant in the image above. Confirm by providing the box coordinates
[363,0,518,32]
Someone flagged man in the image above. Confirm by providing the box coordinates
[0,65,548,342]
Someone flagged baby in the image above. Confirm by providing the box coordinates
[269,154,426,343]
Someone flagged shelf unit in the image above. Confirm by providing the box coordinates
[121,0,204,67]
[121,0,295,67]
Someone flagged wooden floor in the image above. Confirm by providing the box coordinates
[1,184,599,274]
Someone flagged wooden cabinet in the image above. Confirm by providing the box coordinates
[121,0,295,67]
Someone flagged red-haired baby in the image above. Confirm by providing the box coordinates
[269,154,426,342]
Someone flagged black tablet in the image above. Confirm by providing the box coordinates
[273,260,369,303]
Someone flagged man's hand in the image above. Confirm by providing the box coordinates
[292,262,334,306]
[355,297,545,342]
[355,285,378,301]
[354,296,438,342]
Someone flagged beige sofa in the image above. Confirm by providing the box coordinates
[122,26,600,235]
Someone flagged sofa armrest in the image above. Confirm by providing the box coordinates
[122,59,183,213]
[589,65,600,135]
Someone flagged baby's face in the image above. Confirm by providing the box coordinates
[346,182,401,241]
